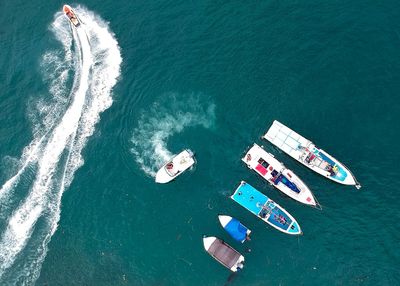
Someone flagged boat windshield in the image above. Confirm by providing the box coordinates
[257,202,273,218]
[257,158,269,168]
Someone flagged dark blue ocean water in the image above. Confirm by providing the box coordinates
[0,0,399,285]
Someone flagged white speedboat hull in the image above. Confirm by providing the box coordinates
[155,149,195,183]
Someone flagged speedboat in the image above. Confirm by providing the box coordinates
[230,181,302,235]
[63,5,81,27]
[203,236,245,272]
[242,144,318,208]
[218,215,251,243]
[155,149,195,183]
[263,120,361,188]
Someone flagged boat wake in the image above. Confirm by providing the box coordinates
[130,93,215,177]
[0,6,121,284]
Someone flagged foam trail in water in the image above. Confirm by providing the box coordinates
[0,6,121,284]
[130,93,216,176]
[0,15,74,205]
[0,24,91,272]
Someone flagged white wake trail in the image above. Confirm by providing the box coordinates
[131,93,216,177]
[0,123,60,204]
[0,15,75,205]
[0,6,121,284]
[0,26,91,277]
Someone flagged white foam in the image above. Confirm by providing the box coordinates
[0,6,121,283]
[130,94,215,176]
[0,16,77,206]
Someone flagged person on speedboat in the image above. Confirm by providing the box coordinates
[274,214,287,225]
[326,164,338,176]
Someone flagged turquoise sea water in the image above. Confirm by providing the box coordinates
[0,0,399,285]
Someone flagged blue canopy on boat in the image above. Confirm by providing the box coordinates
[224,218,249,243]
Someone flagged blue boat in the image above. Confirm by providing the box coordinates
[230,181,302,235]
[218,215,251,243]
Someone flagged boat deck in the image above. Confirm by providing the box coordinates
[231,182,268,215]
[264,120,359,187]
[242,144,317,206]
[208,239,242,269]
[231,182,302,235]
[264,120,309,158]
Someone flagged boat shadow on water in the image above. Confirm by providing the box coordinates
[223,271,239,286]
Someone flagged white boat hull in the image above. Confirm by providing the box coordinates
[263,120,360,188]
[155,149,195,183]
[242,144,317,207]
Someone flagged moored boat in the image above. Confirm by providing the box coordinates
[263,120,361,188]
[203,236,245,272]
[242,144,318,207]
[230,181,302,235]
[63,4,81,27]
[155,149,195,183]
[218,215,251,243]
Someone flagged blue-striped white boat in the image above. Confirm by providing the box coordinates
[263,120,361,188]
[230,181,302,235]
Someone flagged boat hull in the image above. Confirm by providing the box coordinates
[218,215,251,243]
[263,120,360,188]
[230,181,302,235]
[203,236,245,272]
[63,5,81,27]
[155,149,195,183]
[242,144,317,207]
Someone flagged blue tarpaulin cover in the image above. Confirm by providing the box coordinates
[224,218,248,243]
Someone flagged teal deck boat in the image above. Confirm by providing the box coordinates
[230,181,302,235]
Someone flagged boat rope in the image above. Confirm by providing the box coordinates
[313,196,323,211]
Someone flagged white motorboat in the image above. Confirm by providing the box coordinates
[155,149,195,183]
[242,144,318,207]
[264,120,361,188]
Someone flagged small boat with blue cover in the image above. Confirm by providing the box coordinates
[230,181,302,235]
[263,120,361,188]
[242,144,318,207]
[218,215,251,243]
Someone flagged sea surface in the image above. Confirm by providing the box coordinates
[0,1,399,285]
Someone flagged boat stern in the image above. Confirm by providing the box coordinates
[231,255,245,272]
